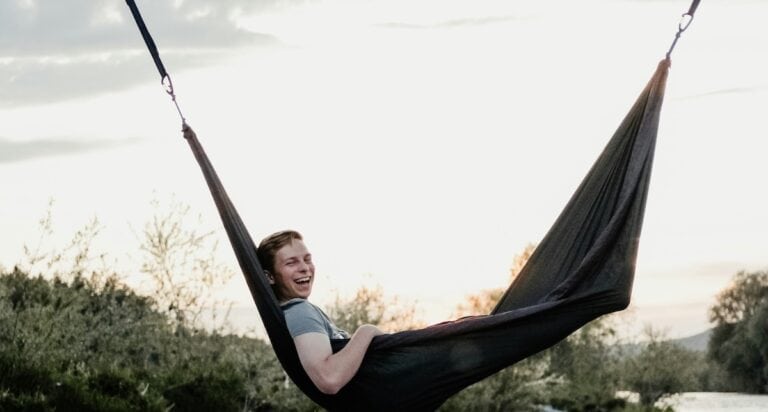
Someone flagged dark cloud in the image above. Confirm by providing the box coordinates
[0,51,219,107]
[0,0,290,106]
[0,137,138,164]
[376,15,521,30]
[0,0,284,56]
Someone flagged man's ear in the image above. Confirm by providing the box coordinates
[265,271,275,285]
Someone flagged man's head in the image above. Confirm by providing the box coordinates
[257,230,315,302]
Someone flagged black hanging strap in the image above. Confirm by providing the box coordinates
[125,0,186,123]
[687,0,702,16]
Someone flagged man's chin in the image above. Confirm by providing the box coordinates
[296,288,312,299]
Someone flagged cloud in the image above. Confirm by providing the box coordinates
[0,0,286,106]
[376,15,521,30]
[678,86,768,101]
[0,0,282,56]
[0,136,138,164]
[679,261,763,279]
[0,51,218,107]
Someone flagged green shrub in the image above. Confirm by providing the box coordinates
[0,269,318,411]
[163,368,245,412]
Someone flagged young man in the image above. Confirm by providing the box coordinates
[256,230,383,395]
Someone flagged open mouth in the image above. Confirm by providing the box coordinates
[295,276,311,285]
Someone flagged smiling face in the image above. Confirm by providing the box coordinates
[268,238,315,302]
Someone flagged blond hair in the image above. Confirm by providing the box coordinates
[256,230,303,273]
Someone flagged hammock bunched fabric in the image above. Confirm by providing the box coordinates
[184,59,669,411]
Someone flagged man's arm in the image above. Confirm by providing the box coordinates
[293,324,383,395]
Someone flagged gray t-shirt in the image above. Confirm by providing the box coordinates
[281,298,350,340]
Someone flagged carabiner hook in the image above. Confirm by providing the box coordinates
[666,10,698,60]
[678,13,694,33]
[162,74,175,97]
[160,74,186,123]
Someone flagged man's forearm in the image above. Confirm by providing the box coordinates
[294,324,384,395]
[313,325,381,394]
[318,324,380,393]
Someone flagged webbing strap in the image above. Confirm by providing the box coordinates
[688,0,702,16]
[125,0,167,80]
[125,0,186,123]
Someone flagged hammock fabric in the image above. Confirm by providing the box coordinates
[183,59,670,411]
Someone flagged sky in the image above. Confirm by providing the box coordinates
[1,0,766,340]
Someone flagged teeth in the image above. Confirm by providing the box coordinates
[296,277,311,284]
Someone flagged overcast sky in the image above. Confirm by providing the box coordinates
[1,0,766,339]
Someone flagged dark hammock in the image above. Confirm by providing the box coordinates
[122,1,695,409]
[182,59,670,410]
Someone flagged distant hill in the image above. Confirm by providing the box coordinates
[671,329,712,352]
[617,329,712,357]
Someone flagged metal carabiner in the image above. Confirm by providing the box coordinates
[162,74,175,97]
[678,13,694,33]
[666,10,698,60]
[161,74,186,123]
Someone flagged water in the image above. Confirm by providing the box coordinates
[659,392,768,412]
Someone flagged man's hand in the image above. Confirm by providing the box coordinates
[357,324,385,338]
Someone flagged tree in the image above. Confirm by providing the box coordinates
[327,284,421,333]
[547,318,625,411]
[19,199,114,287]
[710,270,768,325]
[137,197,234,329]
[708,270,768,393]
[622,328,702,407]
[453,243,536,317]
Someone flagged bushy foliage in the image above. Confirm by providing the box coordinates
[0,268,167,372]
[0,269,315,411]
[547,320,626,411]
[439,356,553,412]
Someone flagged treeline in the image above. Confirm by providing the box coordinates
[2,267,765,411]
[2,204,765,411]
